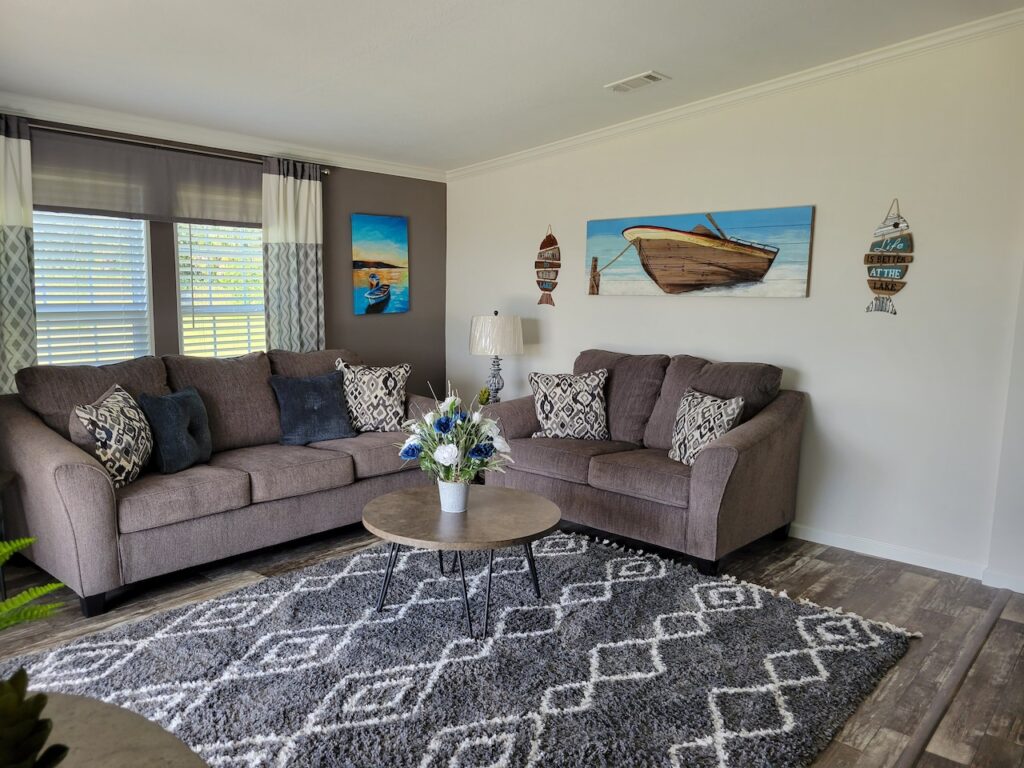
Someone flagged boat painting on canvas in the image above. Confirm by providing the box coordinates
[586,205,814,297]
[352,213,409,315]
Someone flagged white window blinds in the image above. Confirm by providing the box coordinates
[32,211,152,365]
[176,223,266,357]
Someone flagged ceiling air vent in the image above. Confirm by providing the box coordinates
[604,70,670,94]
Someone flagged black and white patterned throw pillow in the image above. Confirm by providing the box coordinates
[529,369,610,440]
[336,361,410,432]
[669,388,745,466]
[71,385,154,488]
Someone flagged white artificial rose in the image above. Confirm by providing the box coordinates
[471,411,483,424]
[441,395,460,412]
[423,411,437,425]
[433,444,461,467]
[482,420,501,438]
[491,435,510,453]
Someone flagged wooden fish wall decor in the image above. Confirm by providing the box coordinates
[865,199,914,315]
[536,226,560,306]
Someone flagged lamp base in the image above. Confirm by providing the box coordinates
[486,356,504,404]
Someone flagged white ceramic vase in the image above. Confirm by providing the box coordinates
[437,480,469,514]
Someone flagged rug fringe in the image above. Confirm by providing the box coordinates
[570,531,922,638]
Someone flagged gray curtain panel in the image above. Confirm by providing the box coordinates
[0,115,36,394]
[262,158,325,352]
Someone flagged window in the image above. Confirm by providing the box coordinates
[176,223,265,357]
[32,211,152,365]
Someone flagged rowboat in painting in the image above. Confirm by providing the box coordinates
[536,229,560,306]
[364,273,391,311]
[621,214,779,294]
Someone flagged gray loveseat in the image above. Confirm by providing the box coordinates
[483,349,807,573]
[0,349,431,615]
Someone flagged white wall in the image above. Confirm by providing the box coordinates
[445,27,1024,579]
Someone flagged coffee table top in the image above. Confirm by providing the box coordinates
[362,485,561,550]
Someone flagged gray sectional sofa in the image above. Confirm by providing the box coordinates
[0,349,432,615]
[483,349,808,572]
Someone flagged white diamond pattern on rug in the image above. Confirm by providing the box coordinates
[6,534,913,768]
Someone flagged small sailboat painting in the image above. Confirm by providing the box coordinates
[865,199,913,315]
[536,226,560,306]
[586,206,814,297]
[352,213,409,315]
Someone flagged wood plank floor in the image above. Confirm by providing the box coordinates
[0,527,1018,768]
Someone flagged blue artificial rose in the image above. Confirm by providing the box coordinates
[454,410,469,423]
[399,443,423,461]
[468,442,496,460]
[433,415,455,435]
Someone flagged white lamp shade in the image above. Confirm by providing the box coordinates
[470,314,523,356]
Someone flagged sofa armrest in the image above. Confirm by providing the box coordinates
[481,396,540,439]
[406,393,437,422]
[687,390,807,561]
[0,394,120,598]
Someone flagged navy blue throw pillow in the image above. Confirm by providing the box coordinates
[270,371,357,446]
[138,387,213,474]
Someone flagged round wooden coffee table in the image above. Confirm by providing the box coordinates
[362,485,561,638]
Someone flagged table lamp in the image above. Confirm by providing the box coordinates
[469,311,524,404]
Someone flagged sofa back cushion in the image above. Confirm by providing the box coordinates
[573,349,669,444]
[644,355,782,449]
[163,353,280,451]
[16,356,169,439]
[267,348,362,378]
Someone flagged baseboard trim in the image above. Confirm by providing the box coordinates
[790,523,984,579]
[981,567,1024,593]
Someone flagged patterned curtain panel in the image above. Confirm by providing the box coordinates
[262,158,325,352]
[0,115,36,393]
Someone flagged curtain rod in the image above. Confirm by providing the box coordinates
[27,121,331,174]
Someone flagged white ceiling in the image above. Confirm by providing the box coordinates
[1,0,1021,174]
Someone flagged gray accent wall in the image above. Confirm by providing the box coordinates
[322,167,446,396]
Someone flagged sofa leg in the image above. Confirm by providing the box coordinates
[771,524,791,541]
[80,593,107,617]
[692,557,720,577]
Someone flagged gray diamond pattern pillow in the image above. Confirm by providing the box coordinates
[529,369,610,440]
[669,388,745,465]
[336,361,410,432]
[71,385,154,488]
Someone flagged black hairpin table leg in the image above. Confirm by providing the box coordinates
[438,549,445,575]
[455,551,474,638]
[524,542,541,598]
[482,549,495,638]
[376,542,400,612]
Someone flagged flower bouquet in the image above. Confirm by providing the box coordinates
[398,390,512,513]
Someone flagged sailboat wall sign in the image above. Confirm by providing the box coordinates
[865,199,914,315]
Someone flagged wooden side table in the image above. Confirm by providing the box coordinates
[0,470,14,601]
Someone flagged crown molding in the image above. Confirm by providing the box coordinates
[446,7,1024,180]
[0,90,446,182]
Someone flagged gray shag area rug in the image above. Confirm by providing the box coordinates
[4,533,916,767]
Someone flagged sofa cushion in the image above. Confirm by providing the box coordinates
[669,389,745,466]
[163,353,280,452]
[210,444,354,502]
[271,371,358,445]
[138,387,213,474]
[310,431,415,479]
[529,370,610,440]
[574,350,669,444]
[588,449,691,509]
[644,356,782,449]
[506,437,638,485]
[16,356,169,439]
[268,348,362,378]
[338,363,411,432]
[70,385,154,489]
[116,465,250,533]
